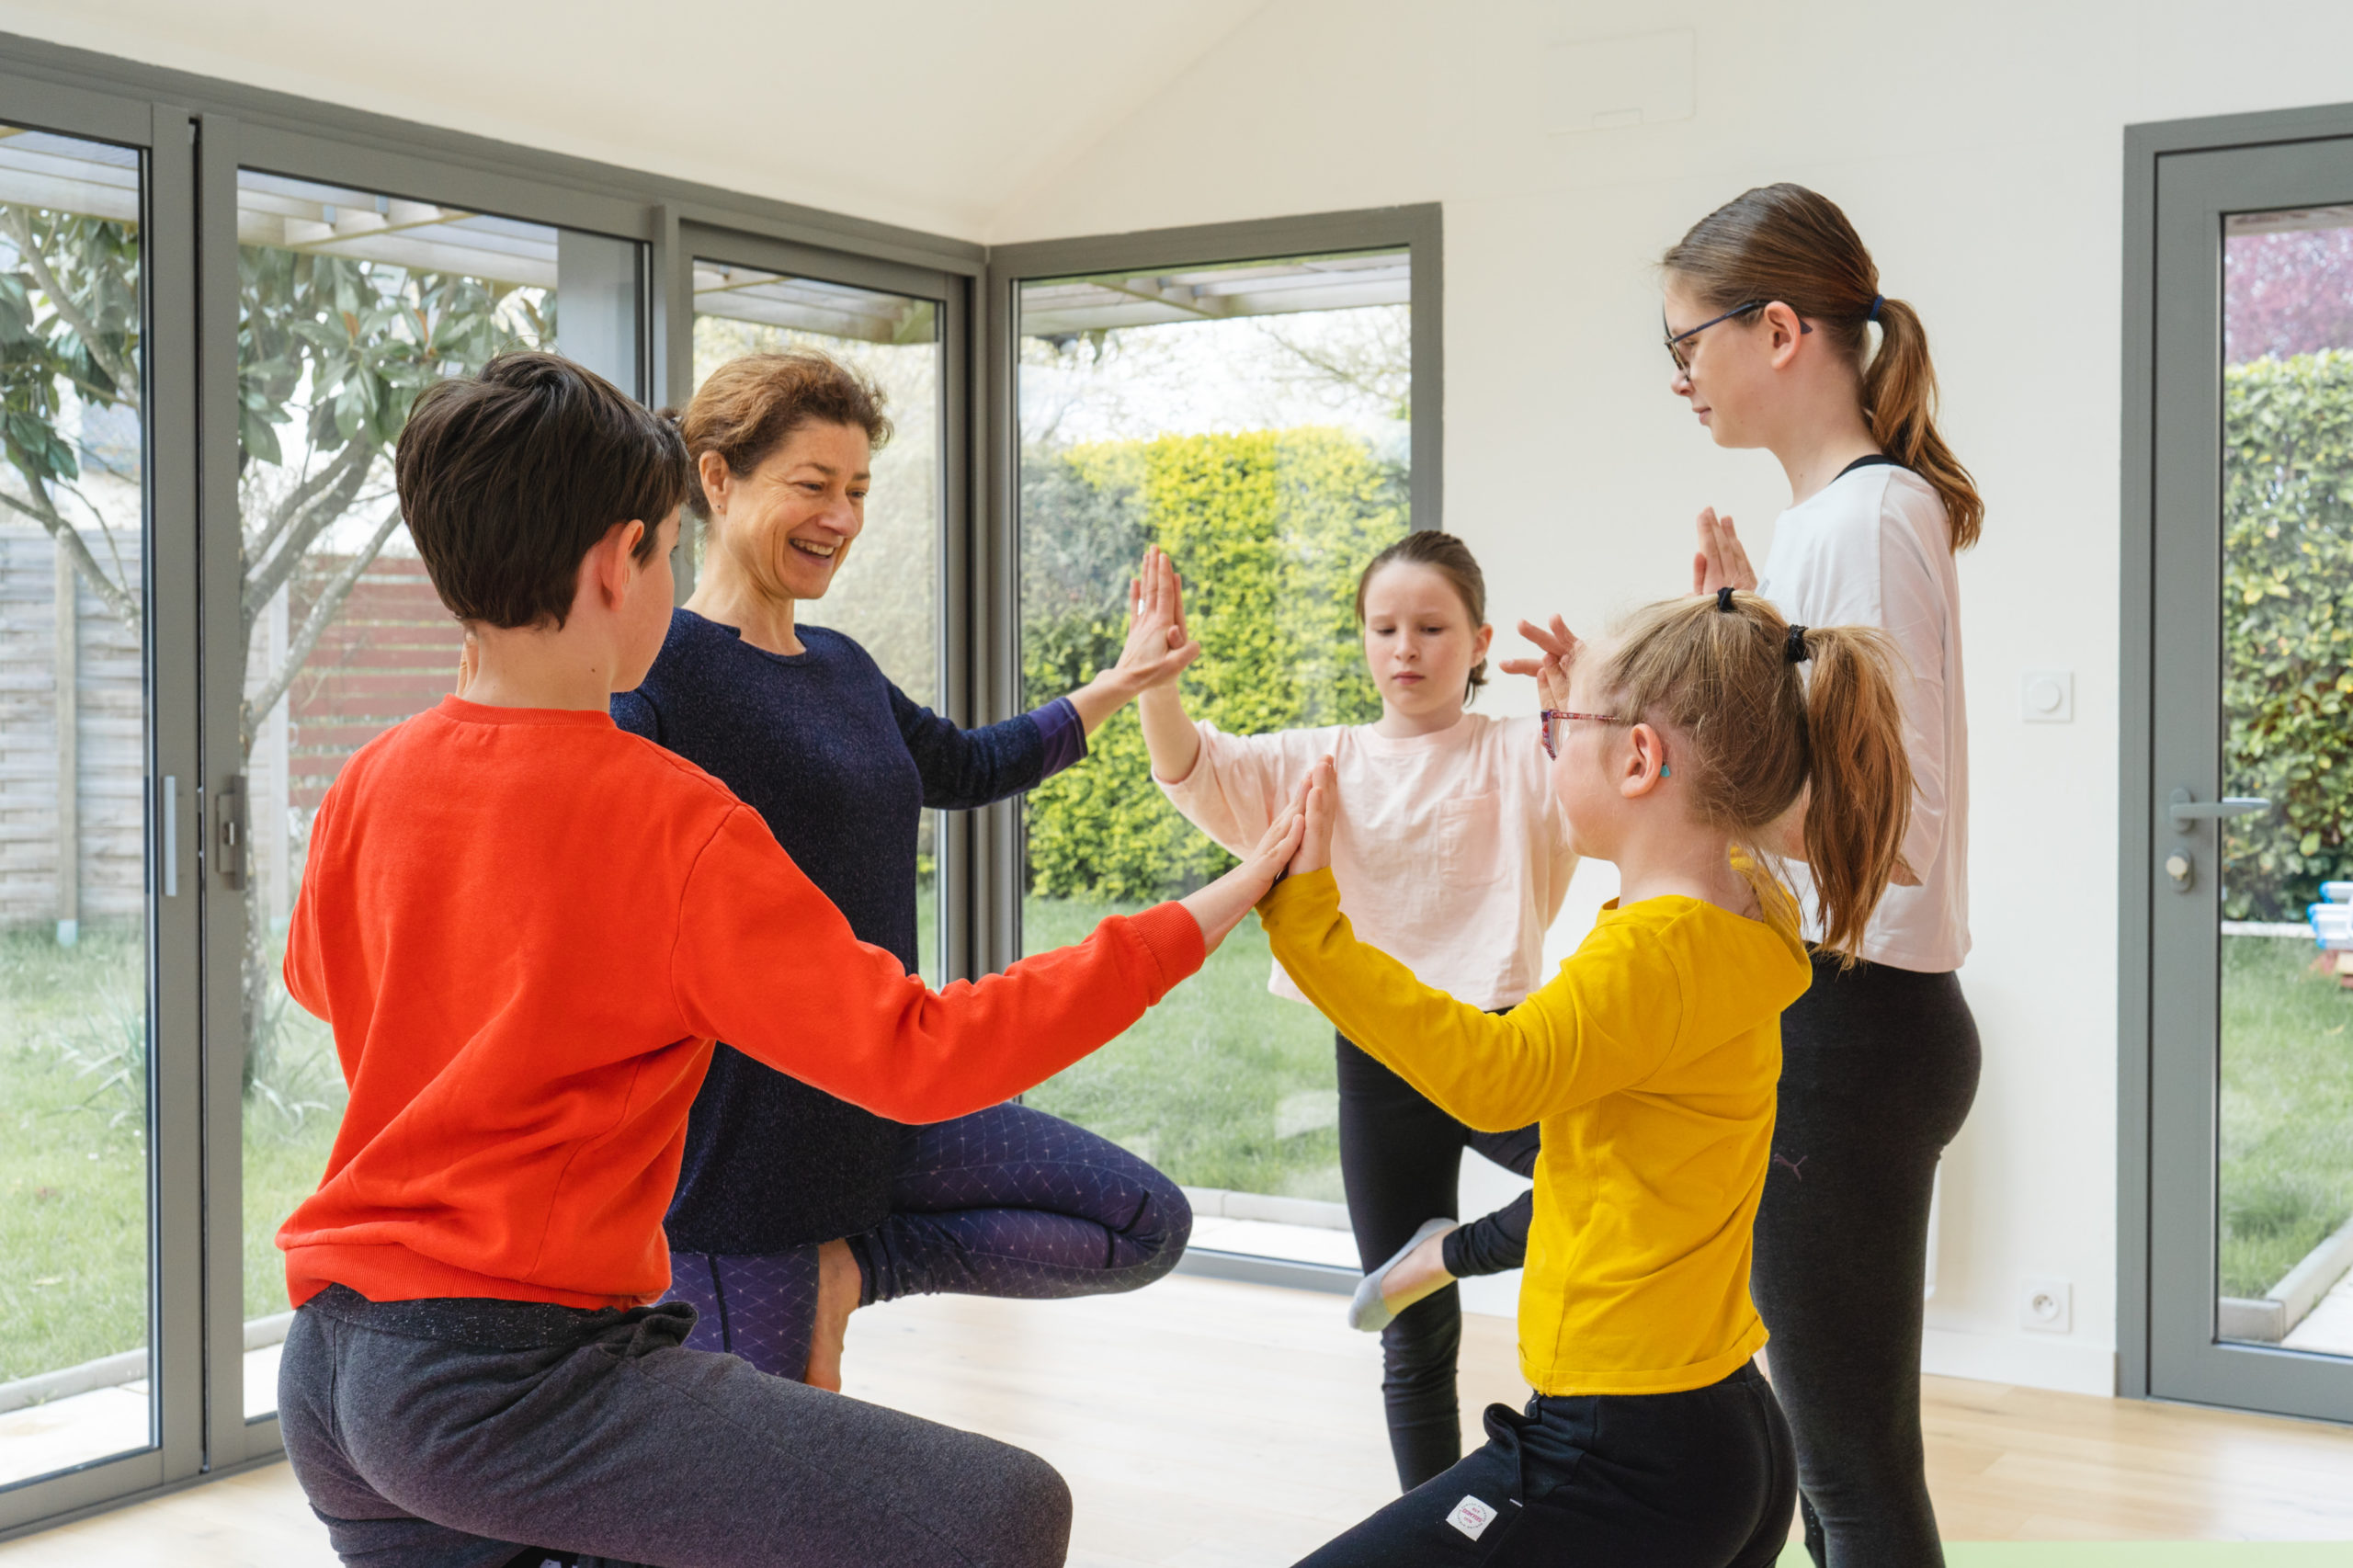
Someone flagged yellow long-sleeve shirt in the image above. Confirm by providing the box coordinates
[1260,868,1811,1396]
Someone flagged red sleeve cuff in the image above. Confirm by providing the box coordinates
[1126,901,1207,997]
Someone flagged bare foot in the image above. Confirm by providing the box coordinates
[801,1238,859,1392]
[1381,1227,1458,1315]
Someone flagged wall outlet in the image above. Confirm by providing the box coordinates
[2021,1276,2073,1334]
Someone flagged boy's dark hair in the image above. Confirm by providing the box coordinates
[397,351,693,629]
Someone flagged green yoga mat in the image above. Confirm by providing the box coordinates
[1778,1548,2353,1565]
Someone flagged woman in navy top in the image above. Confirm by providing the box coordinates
[615,350,1199,1389]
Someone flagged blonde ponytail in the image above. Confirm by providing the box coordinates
[1792,623,1912,957]
[1603,595,1914,962]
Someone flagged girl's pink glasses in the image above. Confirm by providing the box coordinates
[1540,710,1627,759]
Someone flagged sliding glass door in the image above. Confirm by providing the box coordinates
[220,162,647,1427]
[2145,129,2353,1422]
[0,82,201,1531]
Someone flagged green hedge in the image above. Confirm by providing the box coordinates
[1022,428,1404,901]
[2223,350,2353,920]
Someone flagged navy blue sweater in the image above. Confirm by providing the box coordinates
[614,608,1084,1253]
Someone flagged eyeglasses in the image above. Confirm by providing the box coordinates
[1663,301,1809,375]
[1540,709,1626,759]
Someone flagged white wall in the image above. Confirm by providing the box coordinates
[987,0,2353,1394]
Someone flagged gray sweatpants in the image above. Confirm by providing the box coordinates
[278,1286,1071,1568]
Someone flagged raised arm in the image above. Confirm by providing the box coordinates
[674,792,1302,1123]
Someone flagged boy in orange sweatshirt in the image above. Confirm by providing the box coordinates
[273,352,1302,1568]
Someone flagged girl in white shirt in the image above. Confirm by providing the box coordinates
[1137,530,1577,1493]
[1654,182,1983,1568]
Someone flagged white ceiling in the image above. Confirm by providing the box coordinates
[0,0,1275,241]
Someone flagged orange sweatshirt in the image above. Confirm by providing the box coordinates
[277,698,1203,1311]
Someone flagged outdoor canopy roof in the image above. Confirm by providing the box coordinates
[0,126,1405,343]
[1017,250,1409,337]
[0,125,938,343]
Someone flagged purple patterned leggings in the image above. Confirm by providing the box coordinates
[665,1102,1190,1381]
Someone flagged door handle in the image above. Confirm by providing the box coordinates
[2167,789,2268,832]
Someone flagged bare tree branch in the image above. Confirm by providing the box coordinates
[244,442,383,632]
[247,437,376,570]
[0,449,140,629]
[4,209,139,403]
[241,503,405,753]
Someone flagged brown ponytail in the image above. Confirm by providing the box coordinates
[1663,184,1984,551]
[1602,593,1913,960]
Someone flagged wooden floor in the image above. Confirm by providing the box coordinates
[3,1276,2350,1565]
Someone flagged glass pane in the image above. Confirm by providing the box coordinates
[690,260,947,980]
[236,171,633,1417]
[1015,251,1409,1263]
[0,126,154,1488]
[2217,205,2353,1356]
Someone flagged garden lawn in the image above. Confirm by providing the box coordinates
[0,921,346,1387]
[1020,895,1344,1199]
[2220,934,2353,1298]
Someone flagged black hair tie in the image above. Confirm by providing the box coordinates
[1786,624,1811,664]
[1716,585,1735,613]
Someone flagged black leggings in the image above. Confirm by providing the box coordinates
[1336,1032,1540,1493]
[1753,955,1981,1568]
[1294,1364,1795,1567]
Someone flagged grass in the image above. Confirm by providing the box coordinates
[2220,934,2353,1298]
[1020,895,1344,1199]
[0,921,346,1386]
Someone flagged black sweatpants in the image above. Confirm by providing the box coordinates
[1337,1032,1541,1493]
[278,1286,1070,1568]
[1753,955,1981,1568]
[1293,1363,1796,1566]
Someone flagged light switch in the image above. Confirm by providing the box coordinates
[2021,670,2073,723]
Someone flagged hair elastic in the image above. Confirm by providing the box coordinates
[1716,585,1735,613]
[1867,295,1884,324]
[1786,624,1811,664]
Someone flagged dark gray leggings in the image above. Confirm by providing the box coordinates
[1753,955,1981,1568]
[278,1286,1070,1568]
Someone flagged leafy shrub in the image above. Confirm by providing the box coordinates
[2222,351,2353,919]
[1021,428,1404,900]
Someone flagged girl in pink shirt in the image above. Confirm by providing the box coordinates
[1138,529,1577,1492]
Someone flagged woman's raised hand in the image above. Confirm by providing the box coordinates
[1691,507,1757,595]
[1066,545,1204,737]
[1497,614,1580,712]
[1114,545,1201,691]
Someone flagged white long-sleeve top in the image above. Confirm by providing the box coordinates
[1157,712,1578,1009]
[1755,460,1971,972]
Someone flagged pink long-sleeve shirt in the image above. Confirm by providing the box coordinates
[1159,712,1577,1010]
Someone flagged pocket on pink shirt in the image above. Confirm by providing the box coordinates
[1438,792,1505,888]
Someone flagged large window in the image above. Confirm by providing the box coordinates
[231,170,646,1421]
[690,257,948,979]
[1012,249,1413,1259]
[0,123,155,1493]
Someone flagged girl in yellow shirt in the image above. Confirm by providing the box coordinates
[1259,587,1912,1567]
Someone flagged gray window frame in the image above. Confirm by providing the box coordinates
[0,68,205,1537]
[2119,97,2353,1416]
[978,205,1443,979]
